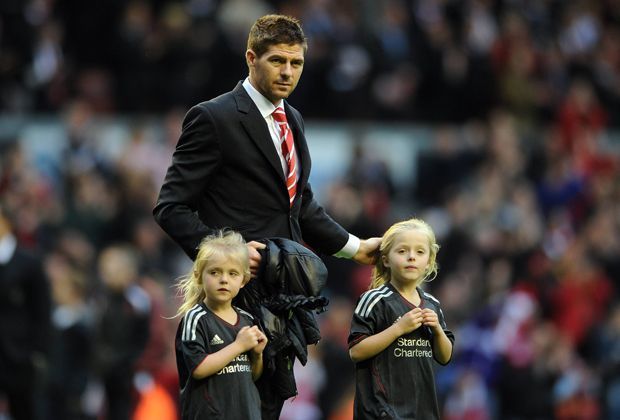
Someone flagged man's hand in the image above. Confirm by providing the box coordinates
[247,241,266,278]
[352,237,381,265]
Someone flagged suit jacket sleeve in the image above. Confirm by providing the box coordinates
[153,104,220,259]
[297,181,349,255]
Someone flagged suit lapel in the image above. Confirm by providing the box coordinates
[233,83,286,181]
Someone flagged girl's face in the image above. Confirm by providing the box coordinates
[201,254,246,309]
[383,229,431,287]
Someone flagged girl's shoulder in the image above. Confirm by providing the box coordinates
[358,284,394,300]
[418,288,442,307]
[354,284,395,318]
[181,302,207,323]
[234,306,255,322]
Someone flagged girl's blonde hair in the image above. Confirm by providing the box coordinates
[370,218,440,289]
[175,230,250,317]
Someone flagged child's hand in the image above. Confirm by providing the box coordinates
[421,308,441,332]
[252,329,268,355]
[235,326,264,352]
[395,308,424,335]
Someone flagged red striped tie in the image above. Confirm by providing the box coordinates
[272,107,298,206]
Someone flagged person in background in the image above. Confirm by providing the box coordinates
[46,251,93,420]
[0,202,51,420]
[94,244,151,420]
[348,218,455,420]
[174,230,267,420]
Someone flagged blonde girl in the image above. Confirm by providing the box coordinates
[348,218,454,420]
[369,217,440,290]
[174,230,267,420]
[175,230,250,316]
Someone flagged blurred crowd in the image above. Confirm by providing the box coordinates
[2,0,620,419]
[0,104,185,420]
[315,105,620,419]
[1,101,620,420]
[1,0,620,126]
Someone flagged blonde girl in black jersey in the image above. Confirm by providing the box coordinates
[348,218,454,420]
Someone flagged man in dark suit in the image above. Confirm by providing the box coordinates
[153,14,380,271]
[154,14,380,418]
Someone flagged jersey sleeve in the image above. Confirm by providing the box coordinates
[178,309,210,375]
[432,302,455,365]
[348,294,381,349]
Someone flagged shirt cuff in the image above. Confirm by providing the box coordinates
[334,234,360,259]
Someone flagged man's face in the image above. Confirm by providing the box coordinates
[247,43,305,104]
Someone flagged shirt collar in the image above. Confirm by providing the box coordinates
[242,78,284,118]
[0,234,17,264]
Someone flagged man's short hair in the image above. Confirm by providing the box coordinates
[247,14,307,57]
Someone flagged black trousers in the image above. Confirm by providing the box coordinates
[256,375,286,420]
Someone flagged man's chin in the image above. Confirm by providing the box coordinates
[265,92,290,104]
[275,86,294,98]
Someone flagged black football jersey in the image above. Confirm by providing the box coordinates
[175,302,261,420]
[348,283,455,420]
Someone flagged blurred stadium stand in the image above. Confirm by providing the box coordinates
[2,0,620,419]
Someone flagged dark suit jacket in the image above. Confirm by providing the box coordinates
[154,82,349,260]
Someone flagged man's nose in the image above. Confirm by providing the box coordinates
[281,62,292,78]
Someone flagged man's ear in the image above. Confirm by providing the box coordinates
[246,49,256,67]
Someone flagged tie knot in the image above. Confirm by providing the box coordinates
[272,107,287,123]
